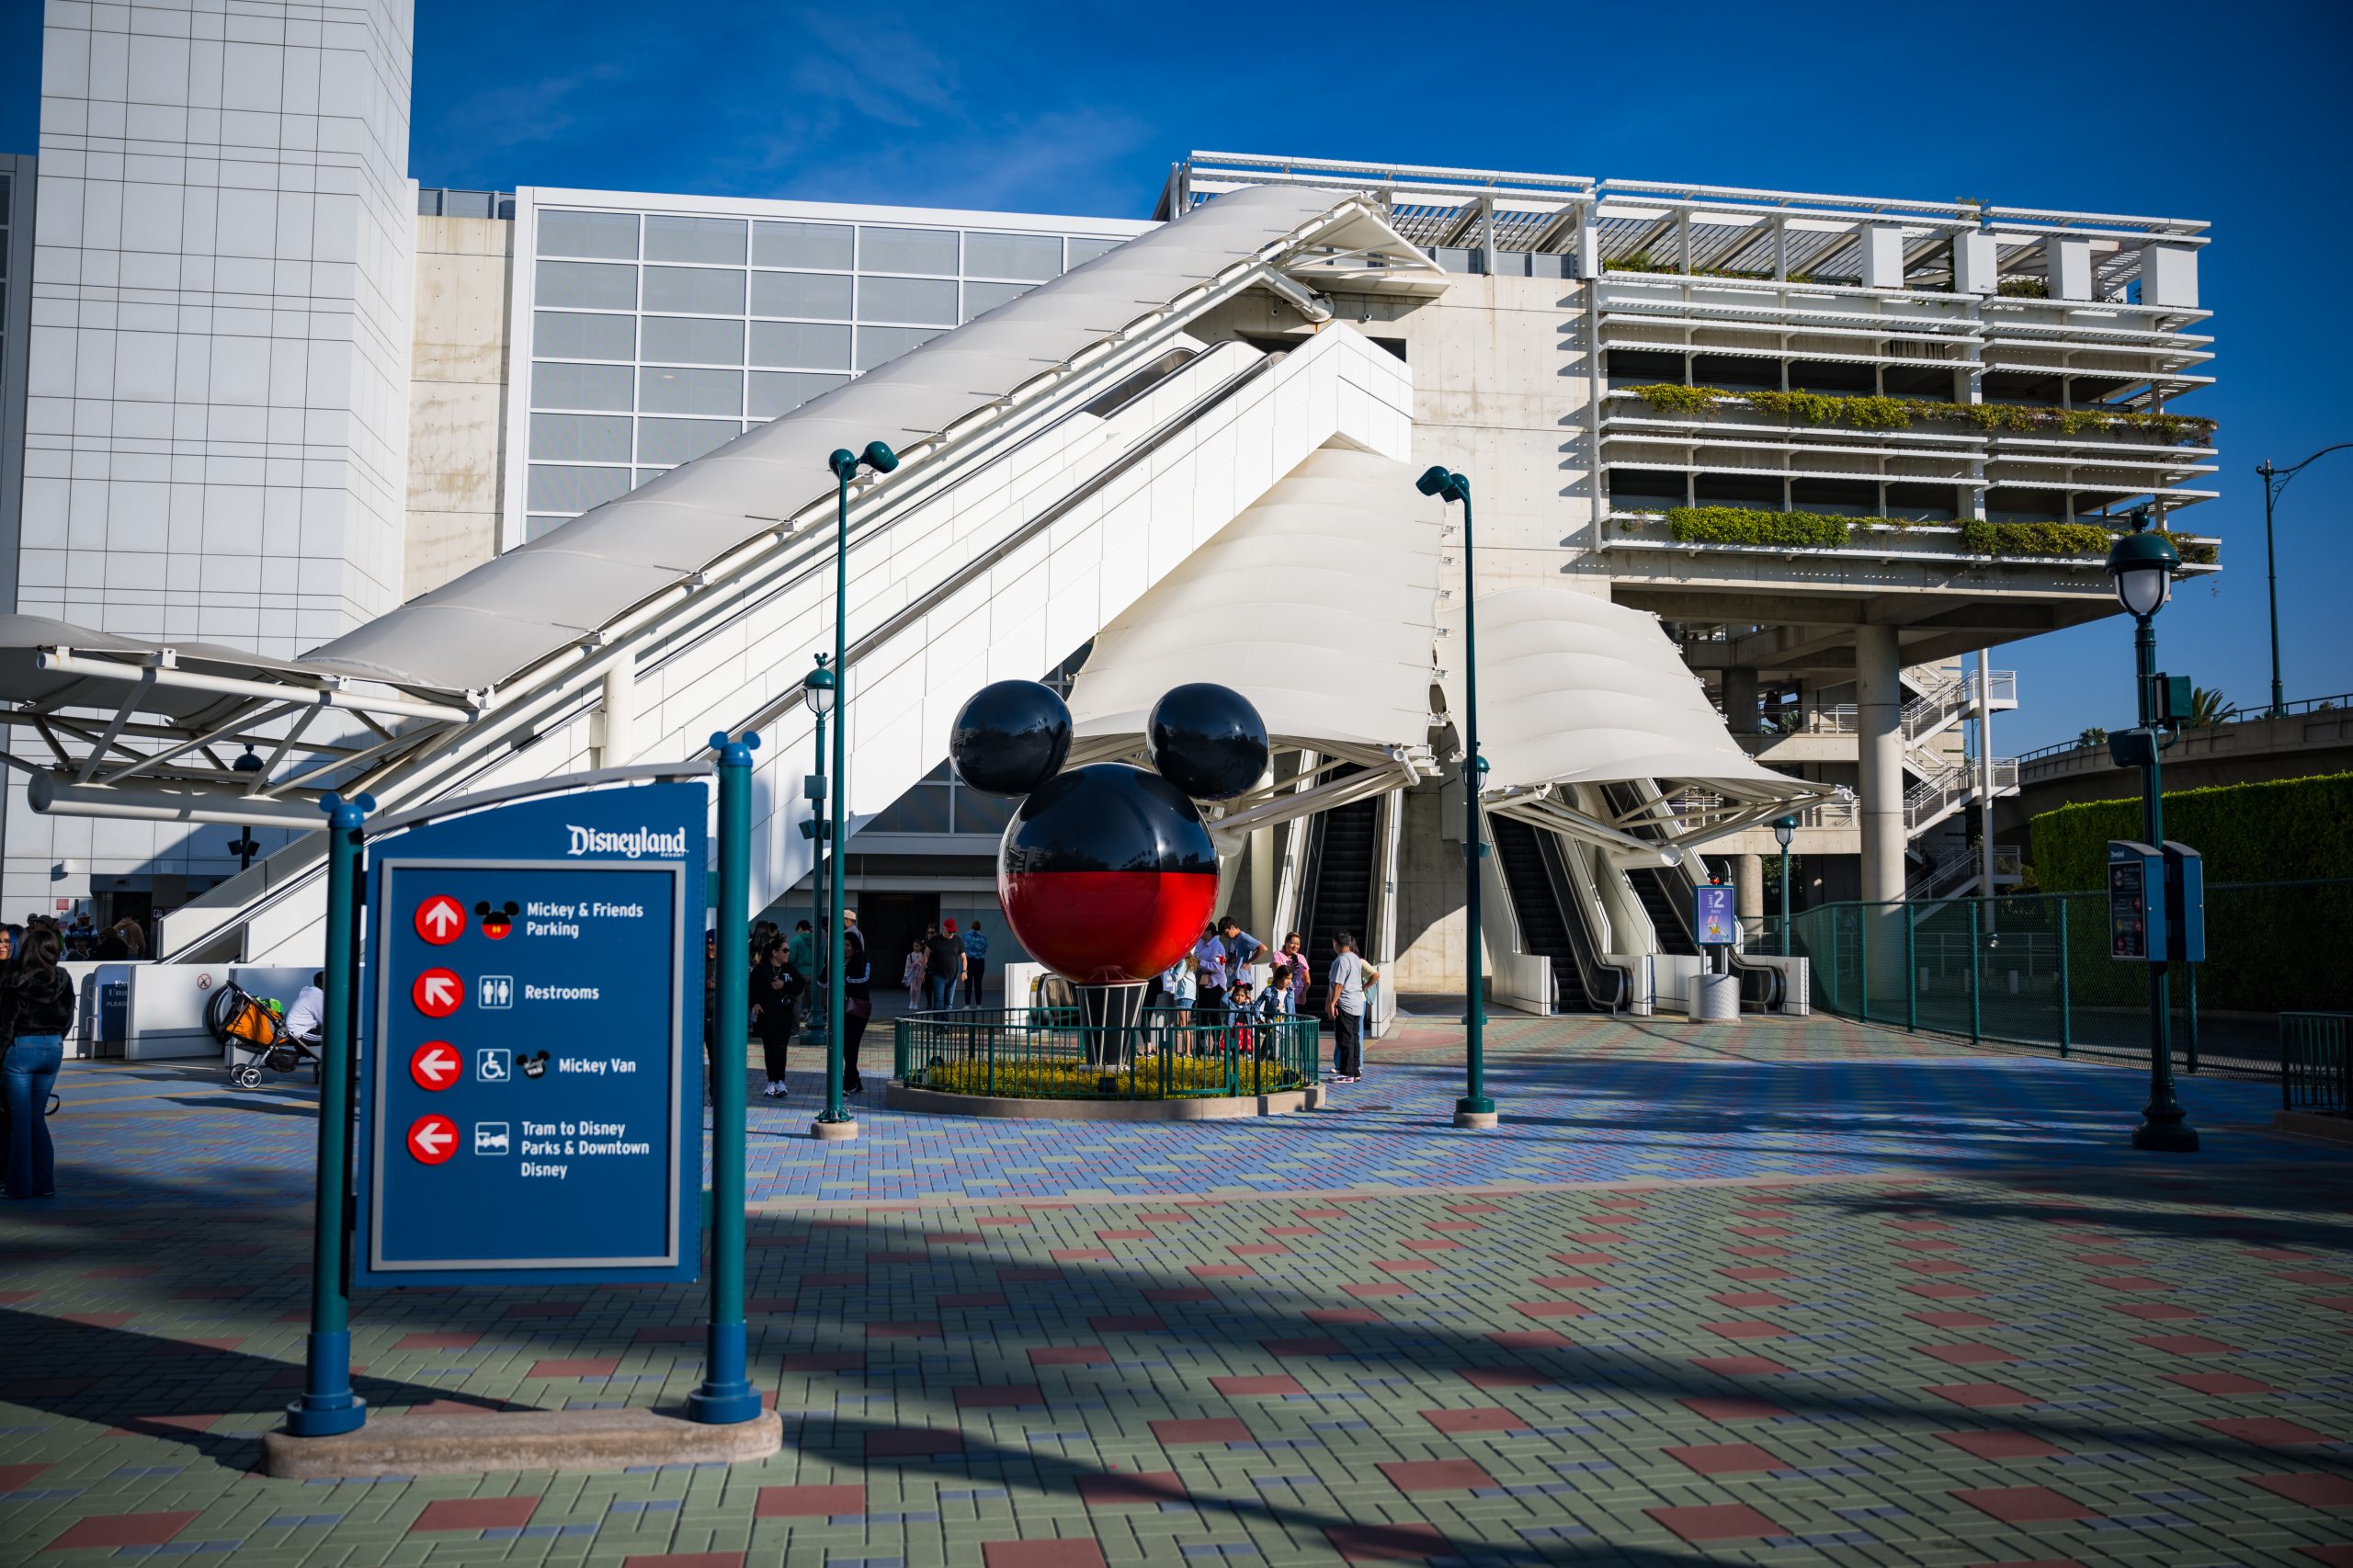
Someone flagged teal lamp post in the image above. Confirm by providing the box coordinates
[814,443,898,1142]
[1772,814,1796,955]
[801,654,834,1051]
[1415,464,1495,1130]
[2105,512,2197,1153]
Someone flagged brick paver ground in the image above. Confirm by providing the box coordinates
[3,1014,2350,1564]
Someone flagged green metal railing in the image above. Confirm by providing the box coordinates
[893,1006,1324,1101]
[1759,878,2353,1082]
[2283,1013,2353,1114]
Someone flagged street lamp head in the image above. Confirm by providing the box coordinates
[1415,465,1469,505]
[233,744,264,774]
[803,654,836,718]
[1772,814,1795,850]
[861,440,900,474]
[827,447,858,481]
[2106,510,2179,619]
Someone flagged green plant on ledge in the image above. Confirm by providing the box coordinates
[1663,506,1852,549]
[1998,277,2050,297]
[1957,519,2219,566]
[1617,383,2214,446]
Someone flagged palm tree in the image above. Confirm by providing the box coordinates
[2076,725,2109,747]
[2186,687,2238,727]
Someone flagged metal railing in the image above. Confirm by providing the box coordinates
[1904,758,2018,832]
[2016,693,2353,768]
[2283,1013,2353,1115]
[894,1006,1323,1100]
[1760,878,2353,1083]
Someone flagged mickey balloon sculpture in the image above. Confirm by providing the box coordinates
[951,679,1268,1045]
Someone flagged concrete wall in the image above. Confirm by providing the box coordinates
[404,212,509,598]
[1388,779,1472,994]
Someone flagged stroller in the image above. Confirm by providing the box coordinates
[208,983,322,1088]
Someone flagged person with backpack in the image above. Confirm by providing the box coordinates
[3,926,73,1199]
[1322,931,1377,1085]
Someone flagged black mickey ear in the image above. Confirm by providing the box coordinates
[949,680,1072,795]
[504,902,519,916]
[1148,683,1268,801]
[473,901,490,916]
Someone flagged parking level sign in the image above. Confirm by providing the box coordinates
[357,781,704,1287]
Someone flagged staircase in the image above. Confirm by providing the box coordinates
[1903,667,2016,745]
[1490,815,1591,1012]
[1300,795,1378,1015]
[1904,757,2020,835]
[1626,868,1698,956]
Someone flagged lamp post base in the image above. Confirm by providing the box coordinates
[1454,1096,1497,1130]
[811,1115,859,1142]
[2131,1116,2200,1153]
[284,1396,367,1438]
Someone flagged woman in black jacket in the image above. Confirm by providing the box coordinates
[750,937,804,1100]
[3,926,73,1199]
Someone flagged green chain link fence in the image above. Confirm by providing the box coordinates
[1756,877,2353,1082]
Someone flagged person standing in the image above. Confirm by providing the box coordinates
[1279,932,1309,1014]
[925,921,964,1012]
[1192,925,1229,1017]
[751,937,802,1099]
[789,919,817,1031]
[1323,931,1376,1085]
[839,911,873,1093]
[1218,918,1264,989]
[961,917,991,1006]
[3,926,72,1199]
[902,939,927,1011]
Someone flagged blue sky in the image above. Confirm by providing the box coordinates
[6,1,2350,750]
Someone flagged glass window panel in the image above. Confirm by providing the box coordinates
[533,310,634,361]
[535,258,636,310]
[527,463,634,515]
[748,320,852,370]
[526,514,571,540]
[753,219,854,270]
[867,783,952,835]
[962,279,1033,321]
[857,274,958,326]
[531,360,634,411]
[951,787,1013,835]
[637,416,741,466]
[749,269,852,320]
[748,370,849,417]
[1066,236,1123,266]
[635,468,669,488]
[964,231,1063,281]
[643,213,746,265]
[856,324,942,371]
[639,314,744,366]
[641,265,745,314]
[637,365,743,416]
[538,210,638,260]
[529,411,632,462]
[858,225,958,275]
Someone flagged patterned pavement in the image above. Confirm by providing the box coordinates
[4,1013,2352,1565]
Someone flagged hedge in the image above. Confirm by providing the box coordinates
[1618,383,2215,445]
[1664,506,1850,549]
[2029,772,2353,891]
[2031,773,2353,1015]
[1960,519,2219,566]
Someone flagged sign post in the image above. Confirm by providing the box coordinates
[689,732,762,1424]
[285,790,372,1437]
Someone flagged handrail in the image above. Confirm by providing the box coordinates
[2017,693,2353,767]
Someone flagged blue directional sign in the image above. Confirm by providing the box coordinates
[1693,882,1737,946]
[355,781,705,1286]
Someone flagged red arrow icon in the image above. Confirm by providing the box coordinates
[413,968,462,1018]
[406,1114,458,1165]
[415,895,467,946]
[409,1041,460,1091]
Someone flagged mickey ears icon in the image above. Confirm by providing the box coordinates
[949,678,1268,801]
[472,901,520,917]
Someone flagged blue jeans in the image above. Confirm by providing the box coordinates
[925,976,956,1011]
[4,1034,63,1198]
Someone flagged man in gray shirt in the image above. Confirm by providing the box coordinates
[1322,931,1375,1083]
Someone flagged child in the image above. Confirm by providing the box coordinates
[1225,980,1255,1057]
[902,938,926,1011]
[1266,963,1293,1016]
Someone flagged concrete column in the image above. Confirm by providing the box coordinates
[2044,236,2094,301]
[1855,625,1905,904]
[595,654,637,769]
[1720,667,1760,734]
[1861,225,1906,290]
[1736,853,1764,923]
[2142,243,2199,308]
[1952,231,1999,295]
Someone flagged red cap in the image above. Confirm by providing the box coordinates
[943,918,958,932]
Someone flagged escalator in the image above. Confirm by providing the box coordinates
[1626,868,1698,956]
[1490,815,1591,1011]
[1299,793,1378,1016]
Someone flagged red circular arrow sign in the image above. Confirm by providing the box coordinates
[405,1113,459,1165]
[412,968,463,1018]
[409,1040,460,1091]
[414,895,468,946]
